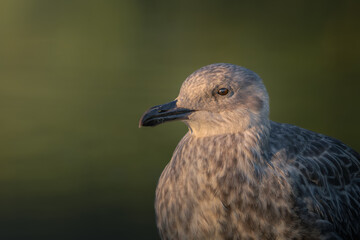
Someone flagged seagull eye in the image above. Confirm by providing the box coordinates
[217,88,229,96]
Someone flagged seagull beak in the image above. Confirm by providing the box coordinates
[139,100,195,127]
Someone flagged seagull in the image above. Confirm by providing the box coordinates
[139,63,360,240]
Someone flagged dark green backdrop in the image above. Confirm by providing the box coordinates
[1,0,359,239]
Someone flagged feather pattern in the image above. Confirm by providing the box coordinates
[155,122,360,239]
[269,122,360,239]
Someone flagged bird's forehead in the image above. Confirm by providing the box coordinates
[181,64,239,90]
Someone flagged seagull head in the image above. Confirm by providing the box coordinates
[140,63,269,137]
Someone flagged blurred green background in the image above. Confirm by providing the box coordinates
[0,0,359,239]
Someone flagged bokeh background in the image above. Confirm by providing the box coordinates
[1,0,359,239]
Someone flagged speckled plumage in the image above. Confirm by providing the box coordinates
[140,63,360,240]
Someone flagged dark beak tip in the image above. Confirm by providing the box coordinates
[138,110,155,128]
[138,112,149,128]
[139,100,193,128]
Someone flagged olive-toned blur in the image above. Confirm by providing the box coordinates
[1,0,359,239]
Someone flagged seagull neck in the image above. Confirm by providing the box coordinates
[185,110,270,140]
[189,121,271,165]
[189,121,270,147]
[179,123,271,179]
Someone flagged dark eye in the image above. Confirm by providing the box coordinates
[217,88,229,96]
